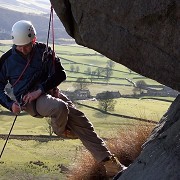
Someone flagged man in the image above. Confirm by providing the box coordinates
[0,20,126,177]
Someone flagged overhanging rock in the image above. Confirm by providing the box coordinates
[50,1,180,179]
[50,0,180,91]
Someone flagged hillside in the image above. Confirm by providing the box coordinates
[0,7,72,44]
[0,0,50,14]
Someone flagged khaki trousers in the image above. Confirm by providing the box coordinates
[25,94,111,162]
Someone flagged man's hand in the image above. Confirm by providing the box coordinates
[59,92,70,102]
[23,89,42,103]
[12,102,21,115]
[49,87,68,101]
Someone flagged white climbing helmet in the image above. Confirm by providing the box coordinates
[11,20,36,45]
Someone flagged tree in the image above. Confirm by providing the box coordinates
[107,60,115,69]
[85,67,92,75]
[104,60,115,83]
[75,66,80,72]
[98,91,117,112]
[45,118,53,137]
[73,77,90,90]
[70,64,75,72]
[95,67,104,78]
[104,67,112,82]
[134,80,147,94]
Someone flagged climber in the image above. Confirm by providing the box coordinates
[0,20,126,177]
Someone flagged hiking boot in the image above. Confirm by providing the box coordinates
[60,128,78,139]
[103,155,126,177]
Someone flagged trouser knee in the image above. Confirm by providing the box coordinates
[35,95,69,136]
[51,100,69,136]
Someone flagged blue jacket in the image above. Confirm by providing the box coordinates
[0,42,66,111]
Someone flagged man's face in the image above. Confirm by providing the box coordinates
[16,42,33,56]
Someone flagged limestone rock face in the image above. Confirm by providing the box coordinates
[50,0,180,91]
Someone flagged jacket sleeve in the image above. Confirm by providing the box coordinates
[37,51,67,93]
[0,59,14,111]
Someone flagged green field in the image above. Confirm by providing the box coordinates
[0,41,176,179]
[0,97,172,179]
[0,42,161,86]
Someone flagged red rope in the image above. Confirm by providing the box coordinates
[12,51,34,87]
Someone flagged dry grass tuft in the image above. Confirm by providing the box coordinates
[67,123,155,180]
[68,150,107,180]
[107,123,154,166]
